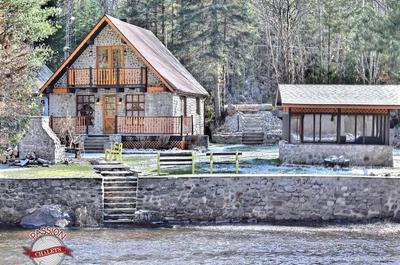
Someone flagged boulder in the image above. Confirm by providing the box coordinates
[20,205,75,228]
[226,104,237,116]
[133,210,163,225]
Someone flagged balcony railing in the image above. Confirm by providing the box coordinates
[67,67,147,87]
[49,116,193,136]
[50,116,88,135]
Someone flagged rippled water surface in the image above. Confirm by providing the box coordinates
[1,223,400,265]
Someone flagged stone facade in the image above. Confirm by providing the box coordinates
[49,92,205,135]
[19,117,64,163]
[0,178,103,227]
[279,141,393,167]
[137,175,400,224]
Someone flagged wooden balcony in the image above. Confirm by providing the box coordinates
[67,67,147,87]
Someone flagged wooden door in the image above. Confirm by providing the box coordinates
[96,46,124,85]
[103,95,117,134]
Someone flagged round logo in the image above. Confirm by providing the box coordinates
[23,235,72,265]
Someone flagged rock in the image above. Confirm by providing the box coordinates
[20,205,75,228]
[226,104,237,116]
[133,210,163,225]
[74,205,99,226]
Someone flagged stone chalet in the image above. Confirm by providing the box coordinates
[275,84,400,167]
[40,15,209,150]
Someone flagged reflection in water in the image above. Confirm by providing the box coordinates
[1,223,400,265]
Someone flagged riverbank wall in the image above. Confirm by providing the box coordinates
[0,177,103,227]
[137,175,400,224]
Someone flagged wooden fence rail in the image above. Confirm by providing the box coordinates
[50,116,88,135]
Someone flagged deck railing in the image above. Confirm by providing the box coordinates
[50,116,88,135]
[116,116,193,135]
[49,116,194,136]
[67,67,147,87]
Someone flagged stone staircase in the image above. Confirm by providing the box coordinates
[84,135,109,153]
[242,114,265,145]
[93,161,138,225]
[242,132,264,145]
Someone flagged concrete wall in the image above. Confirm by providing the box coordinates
[0,178,103,226]
[279,141,393,167]
[137,175,400,224]
[19,117,64,162]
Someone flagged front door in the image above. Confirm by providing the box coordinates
[103,95,117,134]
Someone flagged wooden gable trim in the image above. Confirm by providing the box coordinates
[39,15,175,95]
[39,16,108,94]
[105,17,175,93]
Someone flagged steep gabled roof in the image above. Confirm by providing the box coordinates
[276,84,400,108]
[40,15,209,96]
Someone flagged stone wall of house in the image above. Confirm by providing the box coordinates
[137,175,400,224]
[145,92,174,116]
[19,117,64,163]
[55,25,163,88]
[172,94,205,135]
[0,178,102,227]
[279,141,393,167]
[48,94,76,116]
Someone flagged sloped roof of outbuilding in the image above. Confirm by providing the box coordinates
[276,84,400,108]
[34,65,53,93]
[40,15,209,96]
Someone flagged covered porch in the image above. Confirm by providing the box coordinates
[275,84,400,167]
[49,115,194,136]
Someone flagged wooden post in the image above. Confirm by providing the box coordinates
[192,151,195,174]
[50,115,53,130]
[89,67,93,87]
[157,153,161,175]
[115,115,118,134]
[116,67,120,86]
[235,151,239,174]
[180,115,183,136]
[210,153,213,174]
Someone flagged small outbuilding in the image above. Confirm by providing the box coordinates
[275,85,400,167]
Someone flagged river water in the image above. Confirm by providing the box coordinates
[1,223,400,265]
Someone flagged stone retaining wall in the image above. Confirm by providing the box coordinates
[137,175,400,224]
[0,178,103,227]
[19,117,64,163]
[279,141,393,167]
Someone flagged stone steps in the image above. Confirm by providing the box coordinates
[94,160,138,226]
[242,132,264,145]
[84,136,109,152]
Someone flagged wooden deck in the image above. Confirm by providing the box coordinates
[49,116,193,136]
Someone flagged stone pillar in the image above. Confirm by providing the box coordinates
[282,112,290,141]
[19,117,65,163]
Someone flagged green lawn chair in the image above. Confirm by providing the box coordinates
[105,143,123,161]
